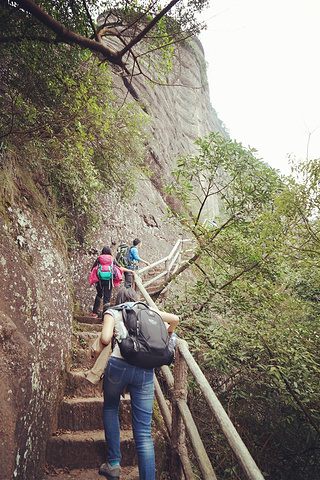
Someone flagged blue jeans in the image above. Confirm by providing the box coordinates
[103,357,155,480]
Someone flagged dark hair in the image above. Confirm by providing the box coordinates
[101,246,112,255]
[115,287,139,305]
[133,238,141,246]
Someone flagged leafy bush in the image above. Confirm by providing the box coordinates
[163,137,320,479]
[0,6,148,244]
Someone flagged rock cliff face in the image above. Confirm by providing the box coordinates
[0,206,72,480]
[72,36,225,313]
[0,37,226,479]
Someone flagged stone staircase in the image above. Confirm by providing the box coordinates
[42,315,168,480]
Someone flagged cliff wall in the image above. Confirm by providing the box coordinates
[0,204,72,479]
[0,36,226,479]
[72,36,225,313]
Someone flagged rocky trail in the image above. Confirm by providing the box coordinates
[42,313,168,480]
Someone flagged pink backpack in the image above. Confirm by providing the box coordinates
[89,254,114,284]
[97,254,114,281]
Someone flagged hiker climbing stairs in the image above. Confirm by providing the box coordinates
[42,314,168,480]
[41,240,265,480]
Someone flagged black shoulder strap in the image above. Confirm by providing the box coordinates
[132,301,150,310]
[122,308,138,335]
[112,304,128,311]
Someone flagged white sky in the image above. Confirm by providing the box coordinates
[198,0,320,175]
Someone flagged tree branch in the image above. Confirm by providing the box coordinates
[14,0,125,67]
[218,253,270,291]
[118,0,180,57]
[82,0,99,42]
[13,0,183,73]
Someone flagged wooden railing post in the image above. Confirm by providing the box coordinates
[134,270,265,480]
[171,345,188,479]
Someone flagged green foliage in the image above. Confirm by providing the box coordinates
[163,140,320,479]
[165,132,285,291]
[181,280,320,479]
[0,8,148,244]
[165,132,282,237]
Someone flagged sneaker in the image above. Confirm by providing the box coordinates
[92,313,98,318]
[99,462,121,480]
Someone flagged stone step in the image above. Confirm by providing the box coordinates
[75,322,103,332]
[43,466,139,480]
[74,315,102,325]
[58,396,132,431]
[46,430,137,470]
[65,370,103,398]
[77,331,100,342]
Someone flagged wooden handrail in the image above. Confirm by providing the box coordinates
[160,364,217,479]
[138,238,192,287]
[133,273,157,308]
[134,259,265,480]
[177,340,265,480]
[155,367,195,479]
[154,375,171,435]
[168,248,181,273]
[142,270,167,288]
[167,239,183,261]
[139,256,169,275]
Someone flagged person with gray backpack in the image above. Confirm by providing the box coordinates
[99,287,179,480]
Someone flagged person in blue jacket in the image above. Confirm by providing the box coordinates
[124,238,150,288]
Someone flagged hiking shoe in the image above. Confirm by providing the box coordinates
[99,462,121,480]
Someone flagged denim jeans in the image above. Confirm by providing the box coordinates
[103,357,155,480]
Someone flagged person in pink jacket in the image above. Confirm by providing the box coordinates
[90,247,131,317]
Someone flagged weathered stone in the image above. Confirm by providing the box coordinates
[0,312,17,341]
[57,397,131,432]
[71,37,224,315]
[0,209,73,480]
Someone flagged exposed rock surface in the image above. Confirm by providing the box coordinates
[72,35,225,313]
[0,208,72,479]
[0,35,226,480]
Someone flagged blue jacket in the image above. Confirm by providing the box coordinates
[128,246,140,269]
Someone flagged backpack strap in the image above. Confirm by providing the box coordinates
[112,302,149,336]
[122,308,138,336]
[112,304,128,312]
[111,304,131,347]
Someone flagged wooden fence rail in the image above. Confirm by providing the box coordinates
[175,340,265,480]
[134,262,265,479]
[138,238,192,288]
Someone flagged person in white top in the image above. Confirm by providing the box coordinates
[99,287,179,480]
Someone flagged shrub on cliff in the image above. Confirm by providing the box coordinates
[163,133,320,479]
[0,32,148,243]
